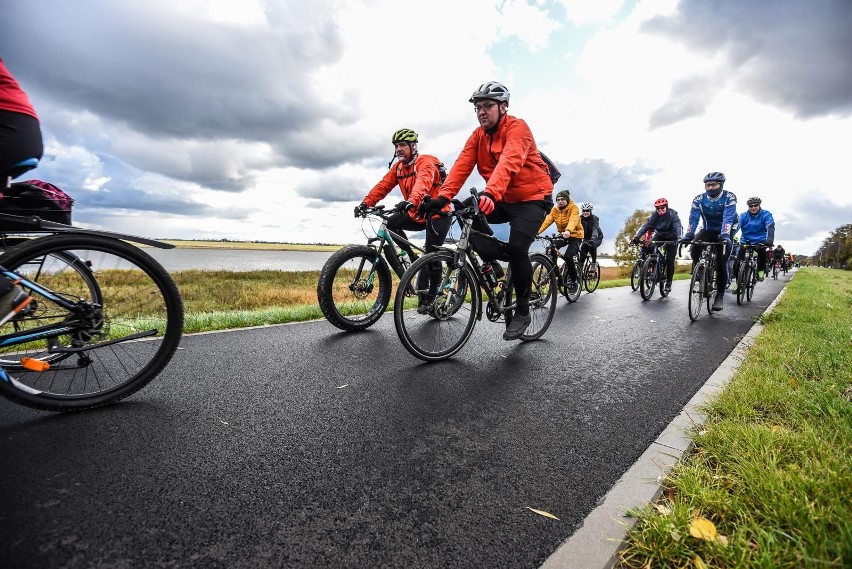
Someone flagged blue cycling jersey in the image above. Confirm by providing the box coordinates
[686,190,737,236]
[737,208,775,244]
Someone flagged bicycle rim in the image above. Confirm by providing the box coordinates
[688,266,703,321]
[736,263,748,305]
[393,251,477,361]
[0,234,184,411]
[639,257,656,301]
[317,245,391,331]
[746,264,755,301]
[584,261,600,293]
[565,260,581,303]
[630,261,641,291]
[521,254,557,341]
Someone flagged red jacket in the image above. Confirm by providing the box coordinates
[439,114,552,203]
[363,154,448,221]
[0,58,38,119]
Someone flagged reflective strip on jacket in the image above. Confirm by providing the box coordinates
[439,114,553,203]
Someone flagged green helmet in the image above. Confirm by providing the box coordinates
[392,128,418,144]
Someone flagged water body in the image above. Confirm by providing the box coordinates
[143,247,622,272]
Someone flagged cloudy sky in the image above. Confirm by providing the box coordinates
[5,0,851,255]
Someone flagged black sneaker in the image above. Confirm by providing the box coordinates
[664,283,672,293]
[712,294,724,311]
[503,314,531,341]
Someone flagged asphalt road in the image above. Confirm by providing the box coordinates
[0,274,790,568]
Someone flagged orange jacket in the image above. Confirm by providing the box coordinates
[439,114,553,204]
[363,154,448,220]
[538,200,584,238]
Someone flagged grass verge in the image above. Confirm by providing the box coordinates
[616,268,852,568]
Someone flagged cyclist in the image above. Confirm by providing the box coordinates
[0,58,42,321]
[731,196,774,292]
[356,128,452,313]
[356,128,451,261]
[538,189,583,293]
[682,172,737,311]
[422,81,553,340]
[772,244,786,273]
[726,236,740,288]
[630,198,682,293]
[578,202,603,268]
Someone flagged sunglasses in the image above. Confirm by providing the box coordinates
[656,206,667,211]
[748,204,760,208]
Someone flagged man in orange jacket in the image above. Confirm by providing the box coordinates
[422,81,553,340]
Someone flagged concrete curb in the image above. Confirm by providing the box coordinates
[541,285,789,569]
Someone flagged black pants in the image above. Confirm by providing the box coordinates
[563,237,581,282]
[469,198,550,315]
[690,230,730,295]
[0,111,43,175]
[732,245,767,279]
[386,212,451,258]
[578,240,599,268]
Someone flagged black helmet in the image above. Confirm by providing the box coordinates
[747,196,761,206]
[703,172,726,185]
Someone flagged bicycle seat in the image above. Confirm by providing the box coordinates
[4,157,39,183]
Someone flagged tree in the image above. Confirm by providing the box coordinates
[613,209,653,267]
[811,223,852,269]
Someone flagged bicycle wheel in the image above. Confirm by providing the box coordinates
[736,262,749,305]
[563,260,581,303]
[639,256,656,301]
[393,251,478,361]
[518,254,557,341]
[705,267,716,315]
[746,263,756,301]
[772,263,778,279]
[0,234,184,411]
[688,263,704,321]
[317,244,391,331]
[630,260,641,291]
[584,260,600,293]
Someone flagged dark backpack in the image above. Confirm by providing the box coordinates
[539,151,561,184]
[0,180,74,231]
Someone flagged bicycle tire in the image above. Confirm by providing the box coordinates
[584,260,600,293]
[688,264,704,321]
[630,260,641,291]
[736,262,749,305]
[706,267,715,315]
[564,259,581,303]
[519,253,557,341]
[393,250,478,361]
[639,256,656,301]
[317,244,391,331]
[0,234,184,411]
[746,263,756,301]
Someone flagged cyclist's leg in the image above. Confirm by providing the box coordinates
[664,244,676,289]
[386,214,420,260]
[500,201,547,338]
[564,238,580,283]
[0,110,44,174]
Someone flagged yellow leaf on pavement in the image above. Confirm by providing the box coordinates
[526,507,560,520]
[689,517,718,541]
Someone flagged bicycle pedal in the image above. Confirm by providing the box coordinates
[20,358,50,372]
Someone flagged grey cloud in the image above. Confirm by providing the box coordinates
[648,75,718,130]
[296,174,395,207]
[643,0,852,121]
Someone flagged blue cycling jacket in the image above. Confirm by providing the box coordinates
[737,208,775,245]
[685,190,737,237]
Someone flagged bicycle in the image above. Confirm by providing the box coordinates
[680,239,726,321]
[629,244,648,292]
[316,205,425,331]
[538,234,582,302]
[393,189,557,361]
[579,240,601,293]
[733,242,764,305]
[638,240,676,301]
[0,216,184,413]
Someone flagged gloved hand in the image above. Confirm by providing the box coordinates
[395,200,413,213]
[478,193,495,215]
[354,202,368,217]
[417,195,449,217]
[720,234,733,250]
[682,233,694,243]
[630,237,639,245]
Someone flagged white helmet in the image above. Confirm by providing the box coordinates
[469,81,510,105]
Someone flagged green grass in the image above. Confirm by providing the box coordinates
[617,268,852,568]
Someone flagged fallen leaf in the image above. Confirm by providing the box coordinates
[220,420,229,426]
[650,320,656,323]
[526,507,560,520]
[693,555,708,569]
[789,377,799,387]
[717,534,729,546]
[336,384,348,389]
[689,517,718,541]
[655,504,671,516]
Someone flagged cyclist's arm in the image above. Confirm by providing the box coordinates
[537,208,556,235]
[438,130,479,201]
[362,168,399,207]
